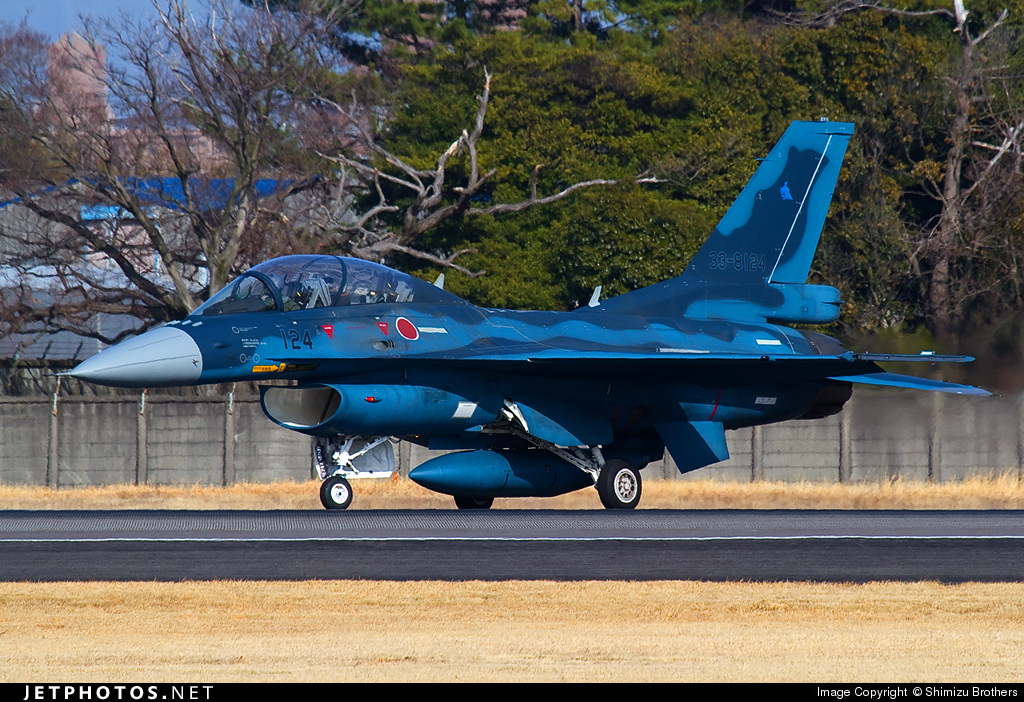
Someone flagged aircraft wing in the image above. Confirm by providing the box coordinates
[263,341,989,395]
[444,350,992,396]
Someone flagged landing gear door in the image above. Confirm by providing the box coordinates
[313,436,397,479]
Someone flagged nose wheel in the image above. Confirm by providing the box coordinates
[597,460,641,509]
[320,475,353,510]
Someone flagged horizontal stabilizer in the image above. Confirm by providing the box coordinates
[655,420,730,474]
[827,372,991,396]
[852,353,974,363]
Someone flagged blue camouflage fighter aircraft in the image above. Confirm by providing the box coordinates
[70,120,990,510]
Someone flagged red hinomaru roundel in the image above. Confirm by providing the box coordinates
[396,317,419,340]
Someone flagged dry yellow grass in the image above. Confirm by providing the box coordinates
[1,581,1022,682]
[3,480,1023,682]
[2,475,1023,510]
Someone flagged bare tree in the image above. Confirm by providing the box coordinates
[0,0,635,351]
[917,1,1023,341]
[781,1,1024,342]
[0,0,354,343]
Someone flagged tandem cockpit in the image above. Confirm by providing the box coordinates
[193,254,464,316]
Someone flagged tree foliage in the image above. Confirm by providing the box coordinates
[307,68,636,276]
[4,0,1024,359]
[284,0,1024,341]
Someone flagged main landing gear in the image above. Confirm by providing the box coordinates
[494,405,645,509]
[597,460,642,509]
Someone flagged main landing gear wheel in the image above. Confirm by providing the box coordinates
[597,460,642,509]
[320,475,353,510]
[454,495,494,510]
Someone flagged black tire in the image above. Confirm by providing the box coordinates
[454,495,494,510]
[597,460,642,509]
[320,475,353,510]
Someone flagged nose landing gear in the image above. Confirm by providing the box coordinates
[320,475,353,510]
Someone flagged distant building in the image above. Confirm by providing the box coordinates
[46,33,110,124]
[0,33,351,368]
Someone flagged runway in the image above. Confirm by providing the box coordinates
[1,509,1022,581]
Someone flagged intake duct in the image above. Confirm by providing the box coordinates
[260,384,500,437]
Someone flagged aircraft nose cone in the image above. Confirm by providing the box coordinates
[69,326,203,388]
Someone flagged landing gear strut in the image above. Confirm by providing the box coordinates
[314,435,397,510]
[490,406,645,509]
[597,460,642,509]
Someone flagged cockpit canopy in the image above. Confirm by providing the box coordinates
[193,255,463,316]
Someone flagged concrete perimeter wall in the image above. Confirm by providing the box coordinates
[2,390,1022,487]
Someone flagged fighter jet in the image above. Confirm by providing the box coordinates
[69,120,989,510]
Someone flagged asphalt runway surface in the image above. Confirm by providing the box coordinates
[1,509,1022,582]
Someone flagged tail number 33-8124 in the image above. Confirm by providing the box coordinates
[709,251,767,272]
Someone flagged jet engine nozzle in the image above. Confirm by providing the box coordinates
[69,326,204,388]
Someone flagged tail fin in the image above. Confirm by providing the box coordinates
[595,120,853,320]
[684,120,853,285]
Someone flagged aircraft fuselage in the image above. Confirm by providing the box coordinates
[69,120,988,510]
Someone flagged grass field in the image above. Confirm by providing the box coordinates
[2,478,1022,682]
[3,474,1024,510]
[2,581,1023,682]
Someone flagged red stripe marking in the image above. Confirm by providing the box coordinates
[709,389,722,420]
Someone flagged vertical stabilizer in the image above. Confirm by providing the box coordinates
[683,120,853,285]
[593,120,853,319]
